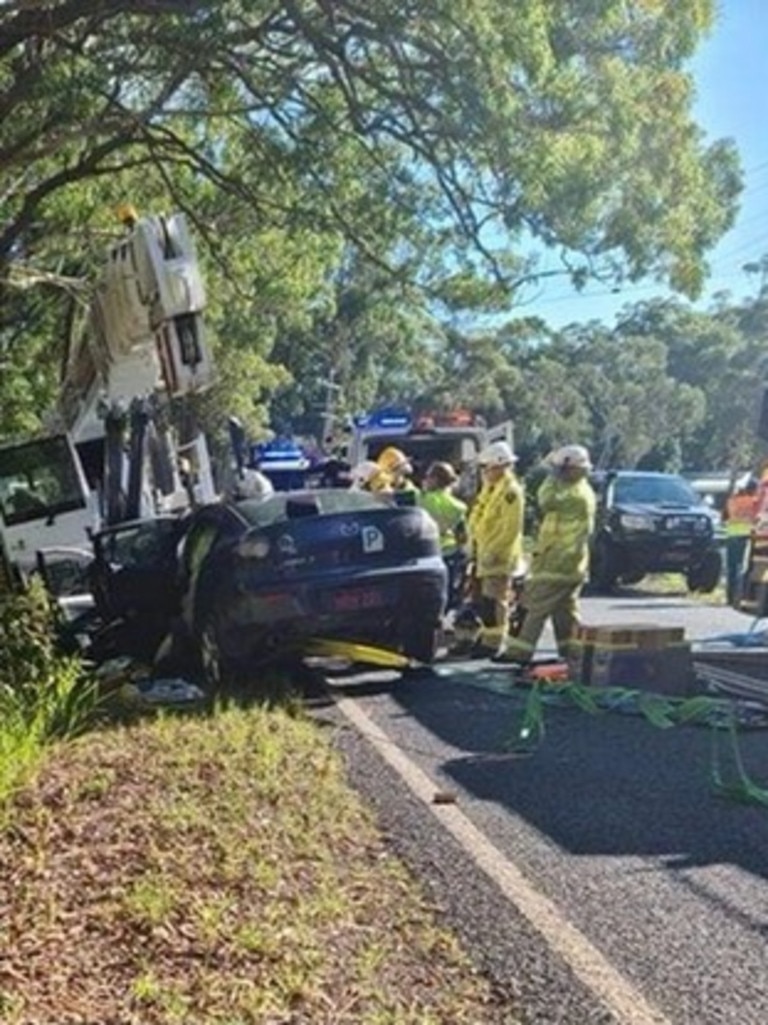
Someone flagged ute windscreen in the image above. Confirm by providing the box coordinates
[613,475,701,506]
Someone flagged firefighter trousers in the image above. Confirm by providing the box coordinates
[476,574,511,650]
[502,576,583,661]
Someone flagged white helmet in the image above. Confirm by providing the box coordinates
[349,460,382,490]
[234,468,275,500]
[478,440,518,467]
[549,444,592,470]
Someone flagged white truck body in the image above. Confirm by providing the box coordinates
[0,212,216,587]
[0,434,98,577]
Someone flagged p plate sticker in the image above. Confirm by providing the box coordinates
[362,525,385,553]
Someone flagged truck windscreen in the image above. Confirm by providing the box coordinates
[363,434,478,484]
[0,437,87,526]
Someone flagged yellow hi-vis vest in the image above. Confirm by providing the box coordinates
[419,490,467,553]
[725,493,757,536]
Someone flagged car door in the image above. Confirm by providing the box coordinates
[179,505,246,631]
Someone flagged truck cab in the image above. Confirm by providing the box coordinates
[0,434,98,579]
[347,408,513,499]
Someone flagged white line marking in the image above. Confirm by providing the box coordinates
[336,696,672,1025]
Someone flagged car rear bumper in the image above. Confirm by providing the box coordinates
[218,561,447,655]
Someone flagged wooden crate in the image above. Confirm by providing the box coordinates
[568,623,695,696]
[574,623,685,650]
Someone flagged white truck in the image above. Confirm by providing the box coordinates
[0,210,216,590]
[346,406,514,499]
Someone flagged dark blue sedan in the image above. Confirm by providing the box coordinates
[176,488,447,685]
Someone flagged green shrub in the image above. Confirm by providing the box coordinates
[0,576,62,694]
[0,579,100,808]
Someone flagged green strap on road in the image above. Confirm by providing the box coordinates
[710,713,768,806]
[510,680,768,806]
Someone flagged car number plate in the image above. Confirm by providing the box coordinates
[327,587,389,612]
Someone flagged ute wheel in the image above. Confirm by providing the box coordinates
[590,538,618,593]
[401,620,439,665]
[686,549,723,593]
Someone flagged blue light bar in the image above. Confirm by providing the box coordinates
[252,439,310,470]
[356,407,412,431]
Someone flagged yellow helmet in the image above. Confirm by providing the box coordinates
[115,202,139,227]
[350,461,393,493]
[377,446,412,475]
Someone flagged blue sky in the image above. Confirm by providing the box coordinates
[522,1,768,330]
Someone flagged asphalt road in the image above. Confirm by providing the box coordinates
[311,588,768,1025]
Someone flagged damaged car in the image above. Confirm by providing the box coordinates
[178,489,447,684]
[87,489,448,686]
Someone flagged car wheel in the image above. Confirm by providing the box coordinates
[620,571,645,586]
[686,549,723,593]
[199,615,246,694]
[199,621,226,693]
[590,538,618,593]
[401,619,439,665]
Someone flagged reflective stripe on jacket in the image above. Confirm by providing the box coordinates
[467,469,524,578]
[530,475,596,583]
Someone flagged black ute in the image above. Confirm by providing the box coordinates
[589,470,723,593]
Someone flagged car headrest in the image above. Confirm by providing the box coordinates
[285,497,321,519]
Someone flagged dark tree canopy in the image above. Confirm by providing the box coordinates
[1,0,740,297]
[0,1,749,457]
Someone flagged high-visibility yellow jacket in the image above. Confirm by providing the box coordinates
[419,490,468,553]
[530,475,596,583]
[467,469,524,578]
[725,492,757,536]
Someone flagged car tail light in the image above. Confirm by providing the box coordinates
[236,535,271,559]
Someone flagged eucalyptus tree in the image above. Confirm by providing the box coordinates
[616,298,763,470]
[0,0,743,438]
[571,328,705,468]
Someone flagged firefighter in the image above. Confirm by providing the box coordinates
[463,440,524,655]
[349,460,392,493]
[493,444,595,666]
[377,446,418,493]
[724,475,758,604]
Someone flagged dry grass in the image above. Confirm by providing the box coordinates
[0,702,517,1025]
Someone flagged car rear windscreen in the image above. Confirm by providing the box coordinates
[237,489,390,528]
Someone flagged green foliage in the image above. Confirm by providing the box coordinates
[0,577,64,695]
[614,297,765,470]
[0,0,754,466]
[0,579,100,808]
